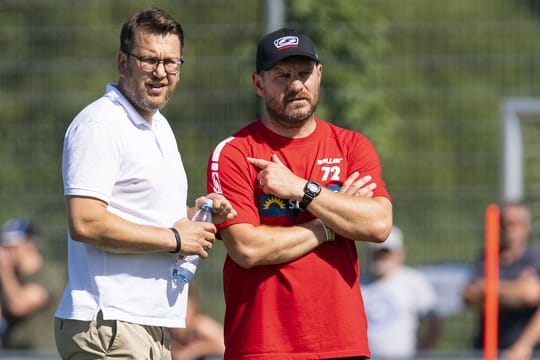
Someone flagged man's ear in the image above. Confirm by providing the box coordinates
[118,51,128,75]
[252,72,264,96]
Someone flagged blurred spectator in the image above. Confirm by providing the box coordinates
[462,202,540,351]
[170,285,225,360]
[361,226,441,359]
[0,218,65,352]
[0,303,4,347]
[503,304,540,360]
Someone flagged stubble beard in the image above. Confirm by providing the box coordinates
[122,69,175,113]
[135,82,173,112]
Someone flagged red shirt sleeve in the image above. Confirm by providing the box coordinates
[207,135,260,231]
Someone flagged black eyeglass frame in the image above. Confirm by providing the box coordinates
[126,52,185,74]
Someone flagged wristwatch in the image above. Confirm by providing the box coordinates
[299,180,321,210]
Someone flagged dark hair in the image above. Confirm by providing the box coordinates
[120,8,184,54]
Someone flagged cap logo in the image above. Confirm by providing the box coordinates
[273,36,299,50]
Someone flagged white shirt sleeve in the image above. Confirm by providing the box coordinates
[62,116,120,203]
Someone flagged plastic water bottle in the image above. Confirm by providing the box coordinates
[171,198,213,284]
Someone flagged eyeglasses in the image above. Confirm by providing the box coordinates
[127,53,184,74]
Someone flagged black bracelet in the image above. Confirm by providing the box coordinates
[168,228,181,254]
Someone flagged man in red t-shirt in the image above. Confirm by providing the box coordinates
[207,28,393,360]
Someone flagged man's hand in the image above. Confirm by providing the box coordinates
[194,193,237,224]
[463,280,485,306]
[248,154,377,200]
[502,342,534,360]
[171,218,217,259]
[340,172,376,198]
[248,154,305,200]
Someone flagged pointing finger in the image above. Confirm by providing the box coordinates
[271,153,285,166]
[247,157,272,169]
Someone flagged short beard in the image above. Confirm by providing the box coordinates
[264,98,318,129]
[137,92,170,112]
[134,81,172,112]
[121,68,173,113]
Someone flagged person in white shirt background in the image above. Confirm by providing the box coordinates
[361,226,442,359]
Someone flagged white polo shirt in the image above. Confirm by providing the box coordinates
[55,84,189,328]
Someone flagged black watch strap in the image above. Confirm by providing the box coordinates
[299,180,321,210]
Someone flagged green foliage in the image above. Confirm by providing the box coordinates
[288,0,397,134]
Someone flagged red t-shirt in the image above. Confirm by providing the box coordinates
[207,119,391,359]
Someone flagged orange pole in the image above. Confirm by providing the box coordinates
[484,203,500,360]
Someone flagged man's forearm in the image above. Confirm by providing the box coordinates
[306,191,392,242]
[499,278,540,308]
[221,220,329,268]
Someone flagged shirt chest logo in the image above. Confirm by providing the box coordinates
[259,195,301,217]
[258,184,342,217]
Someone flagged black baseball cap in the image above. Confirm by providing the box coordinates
[256,28,319,73]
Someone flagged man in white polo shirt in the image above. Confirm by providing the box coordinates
[53,8,236,359]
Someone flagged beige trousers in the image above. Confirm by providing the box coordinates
[54,312,171,360]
